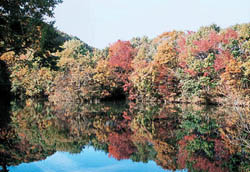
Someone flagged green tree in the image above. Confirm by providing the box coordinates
[0,0,63,56]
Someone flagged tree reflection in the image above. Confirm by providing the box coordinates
[0,99,249,171]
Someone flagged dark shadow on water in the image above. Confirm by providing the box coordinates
[0,60,11,128]
[0,165,8,172]
[0,60,11,172]
[0,97,11,129]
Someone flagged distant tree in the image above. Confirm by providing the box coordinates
[0,0,63,56]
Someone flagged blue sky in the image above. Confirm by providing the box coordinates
[54,0,250,49]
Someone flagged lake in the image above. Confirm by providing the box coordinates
[0,99,249,172]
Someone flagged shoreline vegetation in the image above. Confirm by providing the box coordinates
[1,23,249,107]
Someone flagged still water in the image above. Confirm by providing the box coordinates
[9,147,183,172]
[0,99,249,172]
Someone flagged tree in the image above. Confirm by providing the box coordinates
[0,0,63,56]
[108,40,135,96]
[108,40,135,71]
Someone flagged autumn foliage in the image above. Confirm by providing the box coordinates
[1,96,249,171]
[108,40,134,70]
[0,23,249,106]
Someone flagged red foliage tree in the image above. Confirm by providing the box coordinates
[108,40,135,94]
[214,50,232,72]
[108,40,135,71]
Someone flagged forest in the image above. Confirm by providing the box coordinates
[1,22,249,106]
[0,1,249,171]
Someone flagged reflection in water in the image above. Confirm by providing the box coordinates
[8,147,173,172]
[0,99,249,172]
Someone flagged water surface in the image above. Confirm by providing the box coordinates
[0,99,249,171]
[9,147,182,172]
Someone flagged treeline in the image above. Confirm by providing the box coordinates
[0,23,249,105]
